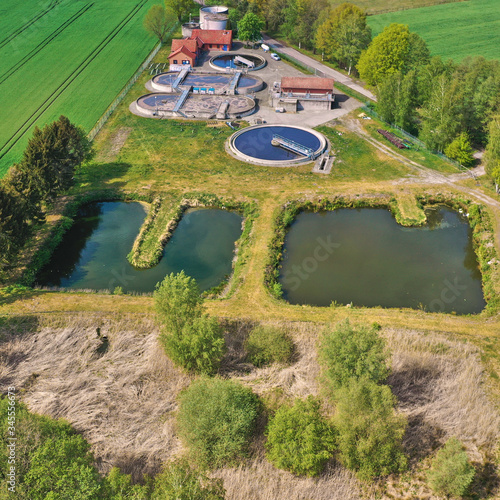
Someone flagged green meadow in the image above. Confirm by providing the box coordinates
[368,0,500,62]
[0,0,169,176]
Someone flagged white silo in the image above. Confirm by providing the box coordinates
[200,5,229,29]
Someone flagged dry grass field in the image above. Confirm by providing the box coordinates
[1,313,499,498]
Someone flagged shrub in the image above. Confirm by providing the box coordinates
[24,435,102,499]
[265,396,336,477]
[0,398,103,498]
[103,467,151,499]
[176,378,260,468]
[154,272,226,375]
[319,319,389,393]
[245,325,294,367]
[152,458,225,500]
[444,133,475,168]
[160,315,226,375]
[427,438,475,498]
[333,379,407,480]
[154,271,204,334]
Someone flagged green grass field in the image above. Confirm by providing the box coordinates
[368,0,500,62]
[0,0,168,176]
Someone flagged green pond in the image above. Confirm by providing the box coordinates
[278,207,485,314]
[36,202,243,293]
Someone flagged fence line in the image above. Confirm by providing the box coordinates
[87,22,179,141]
[361,106,477,179]
[272,49,328,78]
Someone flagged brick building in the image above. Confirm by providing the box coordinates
[168,30,233,68]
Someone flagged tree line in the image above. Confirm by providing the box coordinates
[214,1,500,189]
[0,116,92,275]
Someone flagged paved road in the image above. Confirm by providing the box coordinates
[262,34,376,102]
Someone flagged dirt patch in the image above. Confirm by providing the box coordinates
[96,127,132,162]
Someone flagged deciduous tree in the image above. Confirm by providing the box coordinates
[177,378,259,468]
[144,4,172,44]
[237,12,265,44]
[485,115,500,193]
[319,320,389,393]
[154,272,225,374]
[357,23,429,86]
[419,73,465,151]
[165,0,195,23]
[315,3,371,75]
[444,132,475,167]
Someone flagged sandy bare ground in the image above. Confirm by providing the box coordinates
[1,314,498,498]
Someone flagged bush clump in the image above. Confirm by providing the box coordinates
[245,325,294,367]
[154,272,226,375]
[265,396,336,477]
[152,458,225,500]
[319,319,389,393]
[426,438,475,498]
[176,378,260,469]
[333,378,408,480]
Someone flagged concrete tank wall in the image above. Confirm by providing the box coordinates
[200,5,228,29]
[182,22,201,37]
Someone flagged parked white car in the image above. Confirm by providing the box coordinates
[271,53,281,61]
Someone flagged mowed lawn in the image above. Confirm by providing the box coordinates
[368,0,500,62]
[0,0,168,176]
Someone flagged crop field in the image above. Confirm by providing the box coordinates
[368,0,500,62]
[338,0,465,15]
[0,0,167,176]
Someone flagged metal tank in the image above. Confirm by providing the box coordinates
[204,13,228,31]
[200,5,229,29]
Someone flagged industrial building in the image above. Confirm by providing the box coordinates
[281,77,334,96]
[270,76,336,112]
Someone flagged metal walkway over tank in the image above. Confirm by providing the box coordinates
[172,67,189,89]
[228,71,242,95]
[271,134,315,158]
[234,55,255,68]
[173,88,191,113]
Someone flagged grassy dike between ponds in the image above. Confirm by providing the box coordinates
[264,194,500,315]
[127,193,258,298]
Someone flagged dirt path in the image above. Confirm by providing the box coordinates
[341,118,500,252]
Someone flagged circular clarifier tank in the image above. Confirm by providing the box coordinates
[228,125,328,166]
[210,53,266,72]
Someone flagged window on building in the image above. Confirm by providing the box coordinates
[173,59,178,64]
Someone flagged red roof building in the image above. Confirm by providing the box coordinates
[168,30,232,68]
[190,29,232,51]
[281,77,335,95]
[168,43,198,67]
